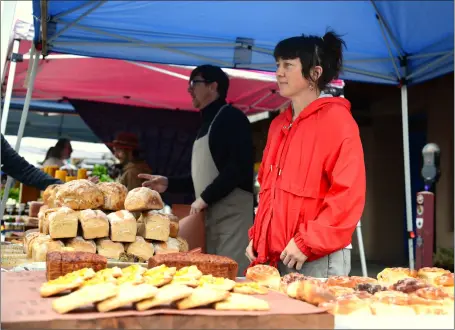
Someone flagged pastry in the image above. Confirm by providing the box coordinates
[40,268,96,297]
[176,287,230,310]
[214,293,270,311]
[153,237,181,254]
[55,179,104,210]
[124,187,164,211]
[280,272,310,294]
[245,264,281,290]
[377,267,417,286]
[198,274,236,291]
[52,283,118,314]
[135,284,194,311]
[233,282,269,295]
[97,284,158,312]
[417,267,451,286]
[97,182,128,211]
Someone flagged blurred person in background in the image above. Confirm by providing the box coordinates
[108,132,152,191]
[42,138,73,168]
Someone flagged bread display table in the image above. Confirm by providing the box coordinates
[1,271,334,329]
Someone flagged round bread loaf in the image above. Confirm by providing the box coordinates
[55,179,104,210]
[43,184,60,208]
[97,182,128,211]
[124,187,164,211]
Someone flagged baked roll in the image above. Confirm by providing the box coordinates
[137,211,170,241]
[107,210,137,243]
[246,264,281,291]
[55,179,104,210]
[48,207,79,239]
[96,238,125,260]
[377,267,417,286]
[417,267,451,286]
[280,272,309,294]
[124,187,164,212]
[79,209,109,239]
[97,182,128,211]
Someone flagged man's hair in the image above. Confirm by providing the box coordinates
[190,65,230,100]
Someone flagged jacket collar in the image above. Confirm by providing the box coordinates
[200,98,227,123]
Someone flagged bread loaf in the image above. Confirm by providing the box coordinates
[79,209,109,239]
[66,236,96,254]
[107,210,137,243]
[46,251,107,280]
[32,237,64,262]
[124,187,164,211]
[176,237,189,252]
[39,207,59,234]
[48,207,79,239]
[24,231,41,257]
[137,211,170,241]
[126,236,155,261]
[169,215,179,238]
[43,184,60,208]
[148,252,238,280]
[97,182,128,211]
[55,179,104,210]
[29,201,44,217]
[153,237,180,254]
[96,238,125,260]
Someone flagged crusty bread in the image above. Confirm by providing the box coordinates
[32,237,64,262]
[107,210,137,243]
[246,264,281,290]
[153,237,181,254]
[24,231,41,257]
[126,236,155,262]
[40,207,61,235]
[148,252,238,280]
[48,207,79,239]
[96,238,125,260]
[137,211,170,241]
[97,182,128,211]
[55,179,104,210]
[124,187,164,211]
[79,209,109,239]
[43,184,60,208]
[66,236,96,254]
[46,251,107,280]
[176,237,189,252]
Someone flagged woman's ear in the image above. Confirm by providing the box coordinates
[311,66,323,82]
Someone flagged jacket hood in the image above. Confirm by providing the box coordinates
[284,97,351,123]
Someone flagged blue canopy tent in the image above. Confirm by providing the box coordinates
[4,0,454,270]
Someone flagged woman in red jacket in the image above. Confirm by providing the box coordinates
[245,31,366,278]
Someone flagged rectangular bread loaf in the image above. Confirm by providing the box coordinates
[46,251,107,280]
[148,252,238,280]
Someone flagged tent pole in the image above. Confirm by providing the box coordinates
[401,80,415,271]
[1,39,21,135]
[1,0,17,84]
[0,46,41,220]
[356,221,368,276]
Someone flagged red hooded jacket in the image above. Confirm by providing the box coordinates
[248,97,366,268]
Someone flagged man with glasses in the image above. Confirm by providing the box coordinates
[139,65,254,275]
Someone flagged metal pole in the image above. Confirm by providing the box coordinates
[1,39,21,135]
[1,0,17,84]
[356,221,368,277]
[0,47,41,220]
[401,82,415,271]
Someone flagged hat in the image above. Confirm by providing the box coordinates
[107,132,139,150]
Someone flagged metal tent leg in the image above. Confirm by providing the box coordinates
[0,46,41,220]
[1,39,21,135]
[0,0,17,84]
[401,84,415,271]
[356,221,368,277]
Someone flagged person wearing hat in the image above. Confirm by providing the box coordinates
[108,132,152,191]
[139,65,254,276]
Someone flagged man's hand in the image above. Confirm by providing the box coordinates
[138,174,169,193]
[281,238,308,271]
[245,240,256,262]
[190,197,208,215]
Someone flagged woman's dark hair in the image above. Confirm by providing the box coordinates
[46,138,72,159]
[273,29,346,90]
[44,147,56,161]
[190,65,230,100]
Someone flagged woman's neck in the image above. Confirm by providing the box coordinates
[291,89,320,120]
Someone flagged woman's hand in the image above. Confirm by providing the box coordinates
[245,240,256,262]
[281,238,308,270]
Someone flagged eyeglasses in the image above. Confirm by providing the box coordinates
[189,79,211,88]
